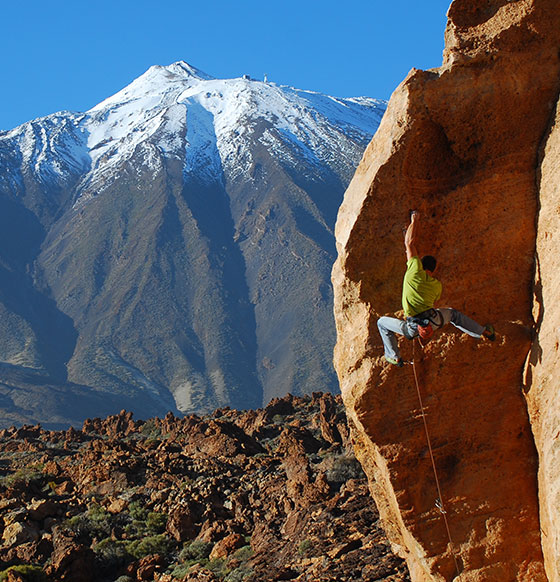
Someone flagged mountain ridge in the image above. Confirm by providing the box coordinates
[0,62,386,427]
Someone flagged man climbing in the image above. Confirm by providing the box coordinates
[377,211,495,366]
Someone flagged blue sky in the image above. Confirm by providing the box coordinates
[2,0,451,131]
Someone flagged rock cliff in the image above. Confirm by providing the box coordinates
[525,65,560,581]
[332,1,560,580]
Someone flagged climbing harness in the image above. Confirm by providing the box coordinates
[411,340,462,578]
[407,308,444,341]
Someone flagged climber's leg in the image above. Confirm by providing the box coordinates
[436,308,486,338]
[378,316,414,363]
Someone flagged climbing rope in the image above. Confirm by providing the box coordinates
[411,340,462,578]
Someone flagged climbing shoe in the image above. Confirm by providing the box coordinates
[385,356,404,367]
[483,324,496,342]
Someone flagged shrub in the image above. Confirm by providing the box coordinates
[324,454,363,484]
[233,545,253,562]
[207,558,227,577]
[93,538,130,567]
[179,540,213,562]
[128,501,148,521]
[125,534,170,560]
[224,566,253,582]
[146,512,167,534]
[139,419,162,439]
[65,503,113,538]
[298,539,312,556]
[170,563,193,579]
[0,465,45,489]
[122,506,167,538]
[0,565,46,582]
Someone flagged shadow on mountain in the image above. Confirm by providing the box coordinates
[180,172,263,410]
[0,363,137,429]
[0,197,77,382]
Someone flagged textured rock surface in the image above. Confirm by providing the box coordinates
[0,394,410,581]
[525,86,560,580]
[333,1,560,580]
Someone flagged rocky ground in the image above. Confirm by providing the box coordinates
[0,393,410,582]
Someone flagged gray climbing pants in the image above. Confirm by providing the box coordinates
[377,308,486,362]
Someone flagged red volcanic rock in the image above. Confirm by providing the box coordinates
[166,504,197,542]
[209,532,245,560]
[196,520,234,544]
[4,571,26,582]
[27,499,61,521]
[318,393,344,445]
[1,522,40,548]
[5,537,53,565]
[82,409,136,438]
[156,415,265,458]
[63,426,84,445]
[277,428,329,508]
[49,529,95,582]
[106,497,128,514]
[136,554,166,580]
[0,393,411,581]
[264,395,296,418]
[12,425,42,440]
[181,567,220,581]
[55,480,74,495]
[332,0,560,580]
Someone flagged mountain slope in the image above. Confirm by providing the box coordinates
[0,62,385,427]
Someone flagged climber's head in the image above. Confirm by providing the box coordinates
[421,255,437,273]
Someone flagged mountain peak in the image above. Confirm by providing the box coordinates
[88,61,214,113]
[163,61,214,81]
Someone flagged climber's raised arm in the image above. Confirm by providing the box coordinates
[404,211,419,260]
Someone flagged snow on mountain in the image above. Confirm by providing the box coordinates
[2,61,385,196]
[0,112,90,194]
[5,61,385,192]
[81,62,385,187]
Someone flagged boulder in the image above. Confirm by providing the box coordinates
[2,522,40,548]
[106,497,128,514]
[208,533,245,560]
[27,499,60,521]
[136,554,166,580]
[49,529,95,582]
[166,505,197,542]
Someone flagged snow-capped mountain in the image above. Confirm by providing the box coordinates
[0,61,386,427]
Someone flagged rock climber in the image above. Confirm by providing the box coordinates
[377,210,495,366]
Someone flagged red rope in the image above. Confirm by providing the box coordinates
[411,340,461,578]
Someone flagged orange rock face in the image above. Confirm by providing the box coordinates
[332,1,560,580]
[525,84,560,580]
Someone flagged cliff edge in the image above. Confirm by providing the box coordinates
[332,1,560,580]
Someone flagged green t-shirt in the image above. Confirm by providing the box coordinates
[402,256,442,317]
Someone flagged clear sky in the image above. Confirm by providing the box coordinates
[1,0,452,131]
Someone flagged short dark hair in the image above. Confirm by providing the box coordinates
[421,255,437,272]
